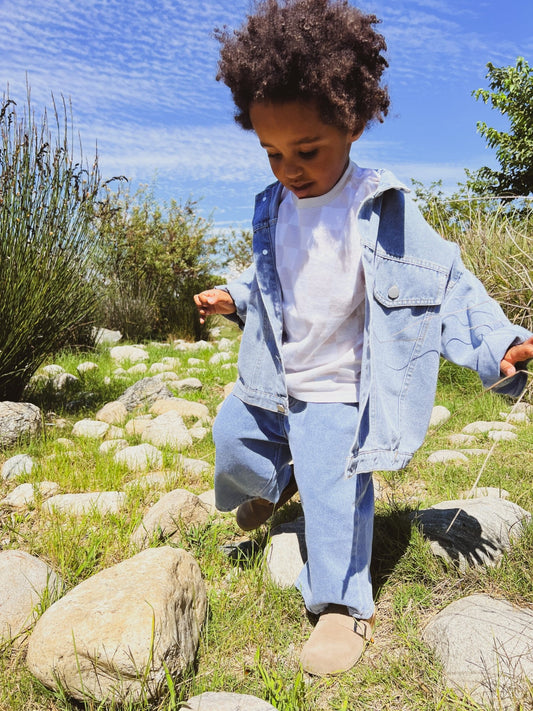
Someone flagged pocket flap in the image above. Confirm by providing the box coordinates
[373,256,447,307]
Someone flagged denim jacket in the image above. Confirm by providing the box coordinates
[221,170,531,474]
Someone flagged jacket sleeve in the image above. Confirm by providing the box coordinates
[215,263,256,329]
[440,249,532,398]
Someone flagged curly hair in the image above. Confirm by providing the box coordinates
[215,0,389,133]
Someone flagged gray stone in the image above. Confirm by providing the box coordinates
[1,453,35,480]
[26,547,206,704]
[209,351,231,365]
[488,430,518,442]
[99,439,129,455]
[500,411,529,423]
[131,489,210,548]
[177,456,211,477]
[93,327,122,345]
[127,363,148,375]
[124,471,179,492]
[185,692,277,710]
[197,489,217,514]
[125,415,153,436]
[71,419,110,439]
[173,377,202,392]
[149,362,173,374]
[422,594,533,708]
[76,361,99,375]
[110,345,149,364]
[266,516,307,588]
[462,421,516,434]
[0,401,42,447]
[429,405,451,428]
[0,550,62,646]
[43,492,126,516]
[427,450,468,464]
[448,433,476,446]
[40,364,64,376]
[141,411,193,450]
[114,443,163,472]
[413,497,531,571]
[1,481,59,508]
[118,377,173,411]
[51,372,79,392]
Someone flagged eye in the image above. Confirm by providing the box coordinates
[299,149,318,160]
[267,153,281,161]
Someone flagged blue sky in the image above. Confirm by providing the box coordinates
[1,0,531,230]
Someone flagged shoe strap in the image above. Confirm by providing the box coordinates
[354,618,374,642]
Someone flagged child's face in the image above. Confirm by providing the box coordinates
[249,100,362,199]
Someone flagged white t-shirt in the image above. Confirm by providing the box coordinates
[275,161,379,402]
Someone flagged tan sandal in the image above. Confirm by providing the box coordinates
[300,604,375,676]
[235,472,298,531]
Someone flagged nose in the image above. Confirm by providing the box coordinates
[283,159,303,180]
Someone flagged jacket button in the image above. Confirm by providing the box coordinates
[262,249,268,256]
[388,285,400,300]
[277,404,285,413]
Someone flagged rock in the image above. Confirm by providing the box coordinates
[76,361,99,375]
[118,377,173,412]
[127,363,148,375]
[51,373,79,392]
[1,481,59,507]
[93,327,121,345]
[131,489,210,548]
[56,437,75,449]
[149,397,210,420]
[0,401,42,447]
[106,425,125,439]
[189,425,208,441]
[71,419,110,439]
[109,345,149,364]
[209,351,231,365]
[149,362,173,374]
[0,550,62,646]
[266,516,307,587]
[448,433,476,446]
[95,401,128,425]
[124,471,179,492]
[185,692,277,710]
[188,357,202,366]
[422,594,533,708]
[125,415,153,436]
[173,377,202,392]
[427,450,469,464]
[41,364,65,376]
[429,405,451,428]
[161,357,180,368]
[155,371,180,382]
[1,453,35,480]
[413,497,531,571]
[141,411,193,450]
[462,421,516,434]
[114,443,163,472]
[99,439,129,455]
[197,489,217,514]
[43,492,126,516]
[177,456,211,477]
[26,547,206,704]
[223,382,236,398]
[217,338,234,352]
[500,411,529,423]
[488,430,517,442]
[459,486,509,499]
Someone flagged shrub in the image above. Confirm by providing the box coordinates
[0,92,103,401]
[94,185,221,341]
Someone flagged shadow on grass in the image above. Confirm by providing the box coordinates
[371,505,414,599]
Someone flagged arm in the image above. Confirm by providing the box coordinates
[194,263,257,329]
[440,252,532,397]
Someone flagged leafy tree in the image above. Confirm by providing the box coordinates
[0,92,104,400]
[94,185,221,340]
[469,57,533,197]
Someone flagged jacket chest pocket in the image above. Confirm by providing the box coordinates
[371,255,447,370]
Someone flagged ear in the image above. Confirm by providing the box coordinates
[350,125,364,143]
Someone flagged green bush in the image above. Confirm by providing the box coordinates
[0,93,103,401]
[94,185,221,341]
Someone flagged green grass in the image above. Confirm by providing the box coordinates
[0,337,532,711]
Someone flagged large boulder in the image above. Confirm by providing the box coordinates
[0,550,62,646]
[423,594,533,708]
[26,547,206,704]
[412,497,531,570]
[118,377,173,412]
[0,401,42,447]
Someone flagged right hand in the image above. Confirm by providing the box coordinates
[194,289,236,324]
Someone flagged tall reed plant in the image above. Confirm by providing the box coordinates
[0,91,103,400]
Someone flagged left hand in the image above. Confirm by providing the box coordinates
[500,336,533,377]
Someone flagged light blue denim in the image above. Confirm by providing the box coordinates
[213,394,375,618]
[218,170,532,475]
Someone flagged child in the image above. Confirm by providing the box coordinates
[194,0,533,677]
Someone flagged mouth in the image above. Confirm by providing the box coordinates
[289,182,313,198]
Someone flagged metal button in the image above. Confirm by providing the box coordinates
[262,249,268,256]
[388,285,399,300]
[277,404,285,413]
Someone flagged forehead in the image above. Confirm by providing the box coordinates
[249,100,340,144]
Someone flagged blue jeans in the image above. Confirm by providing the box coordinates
[213,395,375,618]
